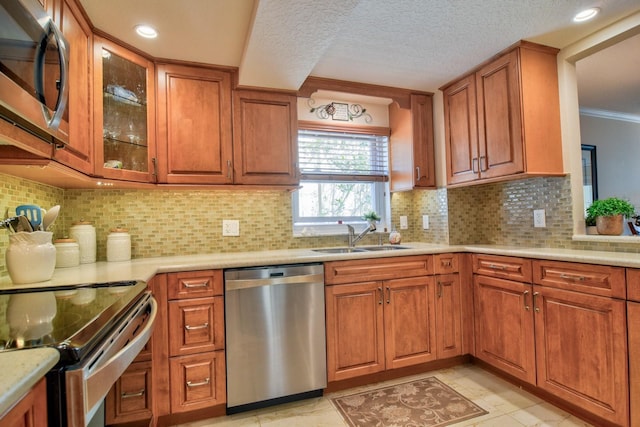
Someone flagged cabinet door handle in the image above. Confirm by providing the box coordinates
[183,281,209,288]
[559,273,586,282]
[121,389,145,399]
[186,378,210,388]
[151,157,158,183]
[533,291,540,313]
[523,290,530,311]
[386,287,391,304]
[472,157,478,173]
[415,166,421,181]
[437,281,443,298]
[185,322,209,331]
[377,287,383,305]
[227,160,232,180]
[480,155,487,172]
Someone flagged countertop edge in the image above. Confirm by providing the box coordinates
[0,348,59,417]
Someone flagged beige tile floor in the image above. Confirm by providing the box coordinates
[178,364,594,427]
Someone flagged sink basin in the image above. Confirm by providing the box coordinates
[360,245,411,251]
[312,247,367,254]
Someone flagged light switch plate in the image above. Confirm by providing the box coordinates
[222,219,240,236]
[422,215,429,230]
[533,209,546,228]
[400,216,408,229]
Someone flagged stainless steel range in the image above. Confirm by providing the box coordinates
[0,280,157,426]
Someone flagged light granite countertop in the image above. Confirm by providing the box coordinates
[0,348,59,417]
[3,242,640,291]
[2,242,640,413]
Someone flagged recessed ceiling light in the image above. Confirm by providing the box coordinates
[135,25,158,39]
[573,7,600,23]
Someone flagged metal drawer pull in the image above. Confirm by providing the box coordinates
[533,291,540,313]
[183,281,209,288]
[488,264,507,270]
[185,322,209,331]
[187,378,210,388]
[523,290,530,311]
[121,389,145,398]
[441,260,452,267]
[378,287,383,305]
[559,274,585,281]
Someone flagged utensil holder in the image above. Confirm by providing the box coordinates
[5,231,56,284]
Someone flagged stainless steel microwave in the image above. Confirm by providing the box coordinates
[0,0,70,146]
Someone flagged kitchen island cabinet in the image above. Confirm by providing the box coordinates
[156,64,233,184]
[441,41,563,186]
[0,377,47,427]
[232,90,298,186]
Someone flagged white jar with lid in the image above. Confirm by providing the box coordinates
[107,228,131,262]
[69,220,96,264]
[54,238,80,268]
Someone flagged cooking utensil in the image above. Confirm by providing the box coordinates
[1,216,20,233]
[42,205,60,231]
[16,215,33,232]
[16,205,42,230]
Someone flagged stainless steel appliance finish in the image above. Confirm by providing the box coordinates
[0,0,70,144]
[0,281,157,426]
[225,264,326,413]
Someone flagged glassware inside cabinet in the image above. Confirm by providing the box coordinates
[101,48,149,172]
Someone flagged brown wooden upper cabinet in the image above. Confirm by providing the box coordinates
[51,0,93,175]
[441,41,563,186]
[156,64,233,184]
[389,93,435,190]
[232,90,298,186]
[93,36,157,183]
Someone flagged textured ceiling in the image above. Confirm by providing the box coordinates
[79,0,640,115]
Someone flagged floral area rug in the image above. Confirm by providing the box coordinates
[331,377,488,427]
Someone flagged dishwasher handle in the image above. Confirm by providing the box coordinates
[226,273,324,291]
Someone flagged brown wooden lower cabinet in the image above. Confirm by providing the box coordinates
[474,255,629,426]
[627,301,640,427]
[0,377,47,427]
[169,351,226,413]
[435,273,463,359]
[325,276,438,381]
[105,360,153,425]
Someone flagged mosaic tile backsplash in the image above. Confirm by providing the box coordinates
[3,172,640,280]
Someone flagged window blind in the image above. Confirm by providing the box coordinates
[298,129,389,181]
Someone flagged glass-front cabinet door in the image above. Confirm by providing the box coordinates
[94,36,156,182]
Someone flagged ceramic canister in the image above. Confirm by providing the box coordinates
[54,238,80,268]
[69,220,96,264]
[107,228,131,262]
[5,231,56,284]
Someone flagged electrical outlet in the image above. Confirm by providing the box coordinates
[422,215,429,230]
[533,209,546,228]
[222,219,240,236]
[400,216,408,229]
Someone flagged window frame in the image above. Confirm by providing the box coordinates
[293,122,391,237]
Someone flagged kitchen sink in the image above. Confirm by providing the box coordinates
[312,247,367,254]
[359,245,410,251]
[312,245,410,253]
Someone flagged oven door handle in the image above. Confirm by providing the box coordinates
[65,296,157,427]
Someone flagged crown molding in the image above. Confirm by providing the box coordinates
[579,107,640,124]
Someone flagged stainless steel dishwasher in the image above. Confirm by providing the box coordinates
[224,263,326,414]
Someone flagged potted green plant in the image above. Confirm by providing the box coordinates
[585,213,598,235]
[586,197,635,235]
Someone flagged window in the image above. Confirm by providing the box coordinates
[293,126,390,236]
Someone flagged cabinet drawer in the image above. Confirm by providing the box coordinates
[472,254,532,282]
[627,269,640,302]
[325,255,433,285]
[168,297,224,356]
[168,270,223,299]
[532,260,625,298]
[169,351,226,413]
[434,253,459,274]
[105,360,152,424]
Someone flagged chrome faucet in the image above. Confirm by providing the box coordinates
[346,222,377,247]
